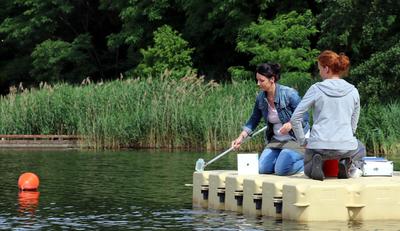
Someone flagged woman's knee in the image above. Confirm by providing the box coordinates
[259,148,279,174]
[274,149,304,175]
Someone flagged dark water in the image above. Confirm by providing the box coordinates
[0,149,400,230]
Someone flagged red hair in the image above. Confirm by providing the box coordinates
[317,50,350,76]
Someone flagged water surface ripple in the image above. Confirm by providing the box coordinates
[0,150,399,230]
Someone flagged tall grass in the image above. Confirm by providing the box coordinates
[0,73,261,150]
[358,103,400,156]
[0,73,398,155]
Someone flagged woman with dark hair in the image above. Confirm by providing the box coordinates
[291,50,365,181]
[232,63,310,176]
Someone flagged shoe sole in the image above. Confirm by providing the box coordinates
[311,154,324,181]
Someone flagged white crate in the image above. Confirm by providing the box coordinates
[237,153,259,175]
[362,158,393,176]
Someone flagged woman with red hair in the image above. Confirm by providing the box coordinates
[291,50,365,181]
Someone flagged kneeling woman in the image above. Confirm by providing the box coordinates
[290,50,365,181]
[232,63,309,176]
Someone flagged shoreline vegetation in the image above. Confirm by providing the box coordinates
[0,73,398,156]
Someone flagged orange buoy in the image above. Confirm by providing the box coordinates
[323,159,339,177]
[18,172,40,191]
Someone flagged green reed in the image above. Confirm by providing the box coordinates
[0,73,398,155]
[358,103,400,156]
[0,74,259,150]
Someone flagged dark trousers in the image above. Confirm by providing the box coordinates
[304,140,366,178]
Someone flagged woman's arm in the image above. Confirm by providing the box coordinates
[279,88,304,135]
[290,86,316,146]
[243,97,262,134]
[351,90,360,134]
[233,96,262,149]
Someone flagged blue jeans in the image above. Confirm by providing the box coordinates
[259,148,304,175]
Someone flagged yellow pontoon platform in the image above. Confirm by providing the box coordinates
[193,170,400,221]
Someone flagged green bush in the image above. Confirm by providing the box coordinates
[134,25,195,79]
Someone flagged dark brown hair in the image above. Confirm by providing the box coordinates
[256,63,281,81]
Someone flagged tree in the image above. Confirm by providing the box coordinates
[352,42,400,104]
[100,0,185,71]
[317,0,400,103]
[229,10,318,93]
[0,0,121,90]
[317,0,400,63]
[134,25,194,79]
[31,34,95,82]
[104,0,314,81]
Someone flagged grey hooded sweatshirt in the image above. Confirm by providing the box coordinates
[290,79,360,150]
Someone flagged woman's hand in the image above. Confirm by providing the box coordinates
[231,131,248,149]
[278,122,292,135]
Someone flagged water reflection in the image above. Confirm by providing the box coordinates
[18,191,40,216]
[18,190,40,229]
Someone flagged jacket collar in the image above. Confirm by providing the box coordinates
[274,83,281,103]
[264,83,280,104]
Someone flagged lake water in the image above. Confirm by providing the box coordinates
[0,149,399,230]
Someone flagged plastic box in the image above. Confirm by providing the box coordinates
[362,157,393,176]
[237,153,259,175]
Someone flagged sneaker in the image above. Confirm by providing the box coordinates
[338,158,351,179]
[349,168,363,178]
[311,154,324,181]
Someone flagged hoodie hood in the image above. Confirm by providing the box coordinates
[315,79,355,97]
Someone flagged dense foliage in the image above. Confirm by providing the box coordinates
[230,10,318,81]
[317,0,400,104]
[1,1,399,153]
[1,0,399,104]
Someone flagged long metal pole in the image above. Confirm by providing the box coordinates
[202,125,268,169]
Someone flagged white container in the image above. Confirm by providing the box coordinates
[237,153,259,175]
[362,158,393,176]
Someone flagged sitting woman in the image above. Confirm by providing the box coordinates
[232,63,309,176]
[291,50,366,181]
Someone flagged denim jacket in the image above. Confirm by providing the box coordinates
[243,84,310,143]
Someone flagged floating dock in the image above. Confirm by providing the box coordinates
[193,170,400,221]
[0,135,80,149]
